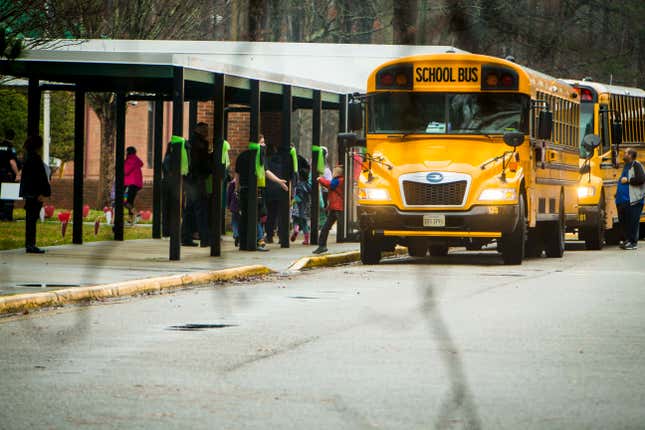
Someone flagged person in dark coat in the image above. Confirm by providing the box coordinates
[264,139,296,246]
[616,148,645,250]
[181,122,213,247]
[19,135,51,254]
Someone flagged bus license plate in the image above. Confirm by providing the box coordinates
[423,214,445,227]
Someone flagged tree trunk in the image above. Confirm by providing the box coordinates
[393,0,418,45]
[88,93,116,208]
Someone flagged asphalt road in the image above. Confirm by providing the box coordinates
[1,244,645,429]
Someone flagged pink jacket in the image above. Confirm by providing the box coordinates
[124,154,144,188]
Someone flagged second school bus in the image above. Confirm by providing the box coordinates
[343,53,586,265]
[565,79,645,248]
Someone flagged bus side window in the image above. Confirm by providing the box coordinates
[599,105,611,156]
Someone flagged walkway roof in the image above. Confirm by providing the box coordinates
[0,39,464,101]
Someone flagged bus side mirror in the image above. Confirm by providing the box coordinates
[611,120,622,148]
[348,102,363,132]
[537,111,553,140]
[581,134,600,159]
[503,131,524,148]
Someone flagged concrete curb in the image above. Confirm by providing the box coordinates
[0,265,272,316]
[287,246,408,272]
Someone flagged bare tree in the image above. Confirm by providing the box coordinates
[40,0,211,206]
[393,0,418,44]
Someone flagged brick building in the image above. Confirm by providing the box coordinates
[50,100,340,210]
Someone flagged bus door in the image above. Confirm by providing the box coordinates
[337,133,365,242]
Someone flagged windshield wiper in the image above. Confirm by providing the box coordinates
[480,151,515,170]
[386,130,424,140]
[453,128,495,139]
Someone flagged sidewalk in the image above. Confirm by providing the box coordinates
[0,234,358,297]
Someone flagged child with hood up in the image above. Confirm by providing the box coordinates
[313,165,343,254]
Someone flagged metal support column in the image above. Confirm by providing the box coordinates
[241,79,260,251]
[189,100,197,136]
[310,90,322,245]
[72,88,85,244]
[279,84,292,247]
[336,94,347,243]
[210,73,225,257]
[27,78,40,138]
[152,98,164,239]
[169,67,184,260]
[114,92,126,241]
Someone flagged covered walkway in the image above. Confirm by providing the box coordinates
[0,40,461,260]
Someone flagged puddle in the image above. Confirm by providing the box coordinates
[16,283,81,288]
[167,324,238,331]
[289,296,320,300]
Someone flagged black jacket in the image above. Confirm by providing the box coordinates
[19,152,51,199]
[185,134,212,182]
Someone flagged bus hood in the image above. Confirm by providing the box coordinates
[368,136,517,176]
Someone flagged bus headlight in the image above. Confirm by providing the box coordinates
[479,188,517,201]
[360,188,391,201]
[577,186,595,199]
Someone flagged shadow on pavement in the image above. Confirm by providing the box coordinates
[418,273,482,429]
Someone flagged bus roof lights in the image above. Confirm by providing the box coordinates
[581,88,594,102]
[380,73,394,86]
[573,85,597,103]
[501,74,514,87]
[486,73,499,87]
[395,73,408,86]
[481,65,519,91]
[375,64,413,90]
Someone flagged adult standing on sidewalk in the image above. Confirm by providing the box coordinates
[265,140,296,247]
[235,137,288,251]
[616,148,645,250]
[123,146,143,225]
[19,135,51,254]
[182,122,213,247]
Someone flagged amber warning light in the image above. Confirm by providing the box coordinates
[376,64,413,90]
[481,65,519,90]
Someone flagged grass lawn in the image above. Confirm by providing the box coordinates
[0,220,152,250]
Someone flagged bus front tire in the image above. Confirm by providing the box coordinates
[360,230,381,265]
[500,195,526,265]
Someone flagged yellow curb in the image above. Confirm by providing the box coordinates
[0,265,272,316]
[287,246,408,272]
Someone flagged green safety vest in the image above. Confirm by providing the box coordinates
[170,135,188,175]
[289,147,298,174]
[248,142,266,188]
[312,145,325,175]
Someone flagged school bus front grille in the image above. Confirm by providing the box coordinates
[402,180,467,206]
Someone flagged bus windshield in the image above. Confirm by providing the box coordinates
[368,92,530,135]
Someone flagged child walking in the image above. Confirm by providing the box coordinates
[313,165,344,254]
[291,168,312,245]
[124,146,144,225]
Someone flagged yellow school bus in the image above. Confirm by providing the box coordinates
[346,53,583,265]
[565,79,645,247]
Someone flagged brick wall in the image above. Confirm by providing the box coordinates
[47,177,153,211]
